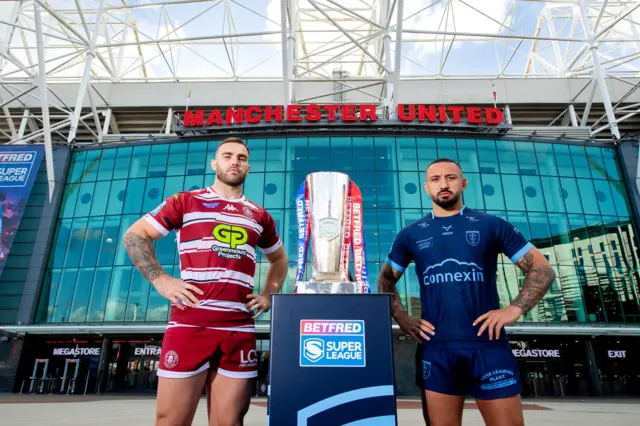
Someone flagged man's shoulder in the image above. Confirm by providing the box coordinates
[463,209,507,226]
[398,215,431,238]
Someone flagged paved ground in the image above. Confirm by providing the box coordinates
[0,395,638,425]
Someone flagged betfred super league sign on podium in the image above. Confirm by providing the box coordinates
[300,320,366,367]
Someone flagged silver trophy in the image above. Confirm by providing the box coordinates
[295,172,361,294]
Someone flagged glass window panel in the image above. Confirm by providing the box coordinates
[265,138,286,171]
[404,264,420,317]
[570,145,592,178]
[74,182,96,217]
[610,181,631,217]
[162,176,184,199]
[68,268,94,322]
[148,145,169,177]
[396,138,418,171]
[142,178,166,214]
[284,172,308,210]
[560,177,584,214]
[89,181,111,216]
[64,217,88,268]
[331,137,353,171]
[463,173,484,209]
[375,137,397,170]
[353,137,375,170]
[284,209,300,262]
[104,266,132,321]
[528,212,552,252]
[553,144,575,177]
[97,149,116,181]
[456,139,479,173]
[376,171,400,208]
[155,228,177,265]
[515,142,539,175]
[481,174,505,210]
[547,213,572,260]
[52,269,78,322]
[495,141,519,174]
[363,209,379,262]
[97,216,120,267]
[351,171,377,208]
[206,141,220,175]
[584,146,607,180]
[36,269,60,322]
[264,172,285,209]
[80,217,104,268]
[129,145,151,178]
[68,154,86,183]
[106,180,127,216]
[521,175,546,212]
[50,219,71,269]
[167,143,188,176]
[601,148,622,181]
[436,138,457,161]
[144,264,171,321]
[82,151,101,182]
[308,138,331,172]
[591,179,616,216]
[576,179,600,215]
[286,137,308,171]
[123,179,145,214]
[400,209,424,228]
[398,172,422,208]
[416,137,437,172]
[114,215,140,266]
[184,174,205,192]
[378,210,400,262]
[125,269,151,321]
[247,139,266,173]
[86,267,112,322]
[541,177,566,213]
[476,139,500,173]
[534,143,558,176]
[557,263,589,322]
[501,175,525,211]
[244,173,265,206]
[186,141,208,175]
[59,184,79,218]
[113,147,132,180]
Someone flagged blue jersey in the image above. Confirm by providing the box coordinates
[386,207,533,348]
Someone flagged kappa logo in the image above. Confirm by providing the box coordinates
[303,338,325,363]
[223,204,238,212]
[466,230,480,246]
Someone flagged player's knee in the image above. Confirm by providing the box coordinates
[155,408,185,426]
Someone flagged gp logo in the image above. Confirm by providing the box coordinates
[213,224,248,248]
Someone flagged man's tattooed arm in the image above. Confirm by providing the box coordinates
[123,227,168,284]
[511,248,557,314]
[377,263,407,319]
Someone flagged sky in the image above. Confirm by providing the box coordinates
[0,0,639,82]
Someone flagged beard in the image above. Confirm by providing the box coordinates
[431,191,460,208]
[216,168,247,187]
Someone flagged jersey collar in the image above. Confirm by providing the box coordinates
[207,186,246,202]
[430,205,466,219]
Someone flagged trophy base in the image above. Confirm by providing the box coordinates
[295,281,361,294]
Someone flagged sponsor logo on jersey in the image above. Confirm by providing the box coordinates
[422,258,484,286]
[240,349,258,368]
[203,202,219,209]
[417,237,433,250]
[164,350,179,368]
[466,230,480,246]
[223,204,238,212]
[212,224,249,259]
[480,369,517,390]
[151,201,166,216]
[419,222,429,228]
[299,320,366,367]
[442,225,453,235]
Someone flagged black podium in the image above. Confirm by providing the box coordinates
[267,293,398,426]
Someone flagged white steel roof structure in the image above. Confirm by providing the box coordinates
[2,0,640,195]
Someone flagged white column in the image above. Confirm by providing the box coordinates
[280,0,290,107]
[390,0,404,119]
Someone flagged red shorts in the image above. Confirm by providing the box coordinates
[157,325,257,379]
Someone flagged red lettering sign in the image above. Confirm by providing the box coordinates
[181,104,504,127]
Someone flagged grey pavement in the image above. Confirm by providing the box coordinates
[0,395,638,425]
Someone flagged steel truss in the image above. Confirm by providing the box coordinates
[1,1,640,196]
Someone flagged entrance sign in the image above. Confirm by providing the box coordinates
[0,146,44,278]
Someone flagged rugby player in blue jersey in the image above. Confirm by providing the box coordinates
[378,158,556,426]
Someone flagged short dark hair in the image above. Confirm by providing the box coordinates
[427,158,463,173]
[215,137,250,155]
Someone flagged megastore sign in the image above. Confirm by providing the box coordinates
[179,103,506,129]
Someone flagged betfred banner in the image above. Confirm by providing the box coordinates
[0,146,44,277]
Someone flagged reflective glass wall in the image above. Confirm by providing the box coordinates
[35,136,640,326]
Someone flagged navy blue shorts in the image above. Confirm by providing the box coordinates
[420,345,521,400]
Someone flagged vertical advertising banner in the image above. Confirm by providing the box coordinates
[0,146,44,277]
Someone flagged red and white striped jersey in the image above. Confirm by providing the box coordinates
[144,186,282,331]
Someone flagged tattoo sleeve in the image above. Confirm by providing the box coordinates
[123,230,168,284]
[510,251,557,314]
[377,263,407,318]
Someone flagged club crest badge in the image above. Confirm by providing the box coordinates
[466,230,480,247]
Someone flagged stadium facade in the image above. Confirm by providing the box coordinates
[1,0,640,400]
